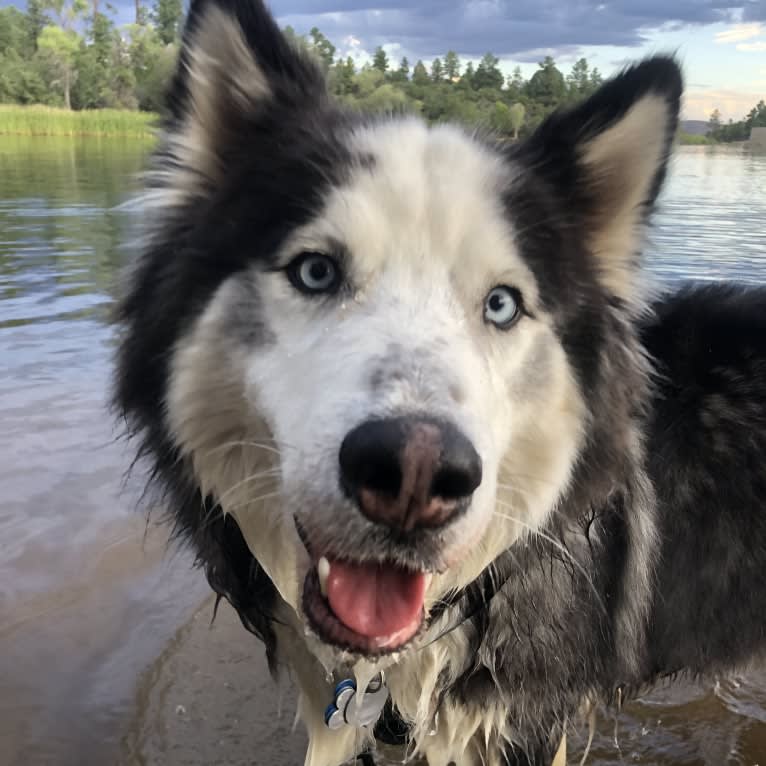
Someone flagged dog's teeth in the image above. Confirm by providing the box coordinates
[424,573,433,591]
[318,557,330,597]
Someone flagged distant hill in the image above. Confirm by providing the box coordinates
[681,120,709,136]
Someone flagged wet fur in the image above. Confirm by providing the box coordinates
[113,1,766,763]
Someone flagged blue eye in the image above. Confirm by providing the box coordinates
[484,286,522,329]
[287,253,341,295]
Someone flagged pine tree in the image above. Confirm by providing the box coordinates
[461,61,475,89]
[372,46,388,74]
[473,52,503,90]
[389,55,409,83]
[309,26,335,71]
[430,57,443,83]
[412,59,429,86]
[567,57,590,96]
[444,50,460,80]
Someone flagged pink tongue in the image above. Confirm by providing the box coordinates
[326,560,427,639]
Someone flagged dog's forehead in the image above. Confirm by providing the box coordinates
[298,118,535,292]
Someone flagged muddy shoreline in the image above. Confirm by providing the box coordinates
[119,598,309,766]
[119,596,766,766]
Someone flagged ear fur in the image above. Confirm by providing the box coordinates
[154,0,325,206]
[518,57,683,301]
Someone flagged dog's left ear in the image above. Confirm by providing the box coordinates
[156,0,326,204]
[516,57,682,301]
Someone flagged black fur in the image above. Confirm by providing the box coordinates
[644,284,766,677]
[428,284,766,764]
[112,0,766,762]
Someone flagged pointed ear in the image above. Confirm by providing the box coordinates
[154,0,325,206]
[518,57,682,302]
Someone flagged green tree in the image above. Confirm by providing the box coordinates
[567,57,590,97]
[746,100,766,129]
[444,50,460,80]
[372,46,388,74]
[71,10,137,109]
[0,8,29,55]
[460,61,475,89]
[0,46,46,103]
[430,57,443,83]
[506,65,524,98]
[153,0,182,45]
[37,24,80,107]
[330,55,357,98]
[412,59,429,86]
[359,82,413,113]
[355,66,385,98]
[26,0,49,51]
[489,100,514,133]
[131,30,176,110]
[389,56,409,84]
[473,52,503,90]
[526,56,566,108]
[308,26,335,71]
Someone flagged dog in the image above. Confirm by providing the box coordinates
[113,0,766,763]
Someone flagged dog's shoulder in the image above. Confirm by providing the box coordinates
[641,281,766,679]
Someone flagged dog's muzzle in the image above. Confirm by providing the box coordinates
[301,416,483,655]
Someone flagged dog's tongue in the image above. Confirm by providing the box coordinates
[326,560,427,639]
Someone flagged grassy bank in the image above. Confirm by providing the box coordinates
[679,131,716,146]
[0,105,157,138]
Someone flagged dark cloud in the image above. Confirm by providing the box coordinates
[268,1,764,58]
[23,0,761,58]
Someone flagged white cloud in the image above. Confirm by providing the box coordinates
[714,22,763,43]
[736,40,766,51]
[684,87,762,121]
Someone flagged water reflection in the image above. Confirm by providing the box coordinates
[0,140,764,766]
[0,136,210,766]
[648,145,766,286]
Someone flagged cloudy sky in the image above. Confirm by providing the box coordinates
[11,0,766,120]
[268,0,765,121]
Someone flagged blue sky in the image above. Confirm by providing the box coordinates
[8,0,766,120]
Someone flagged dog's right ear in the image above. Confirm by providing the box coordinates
[155,0,325,206]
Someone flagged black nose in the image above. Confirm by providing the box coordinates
[338,416,482,532]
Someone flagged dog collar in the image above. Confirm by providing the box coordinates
[324,672,389,731]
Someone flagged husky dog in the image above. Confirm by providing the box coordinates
[113,0,766,763]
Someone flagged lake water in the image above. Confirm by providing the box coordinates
[0,138,765,766]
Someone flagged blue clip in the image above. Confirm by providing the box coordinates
[325,673,389,731]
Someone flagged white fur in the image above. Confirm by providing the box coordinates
[165,119,585,765]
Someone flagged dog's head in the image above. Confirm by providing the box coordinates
[115,0,681,662]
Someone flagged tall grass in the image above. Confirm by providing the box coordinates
[678,131,716,146]
[0,105,157,138]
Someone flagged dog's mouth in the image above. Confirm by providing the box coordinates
[302,557,430,655]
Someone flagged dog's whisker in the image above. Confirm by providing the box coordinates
[199,490,283,532]
[215,470,284,509]
[220,490,283,514]
[200,440,286,458]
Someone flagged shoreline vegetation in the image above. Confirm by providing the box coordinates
[1,2,764,144]
[0,104,155,137]
[0,104,754,145]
